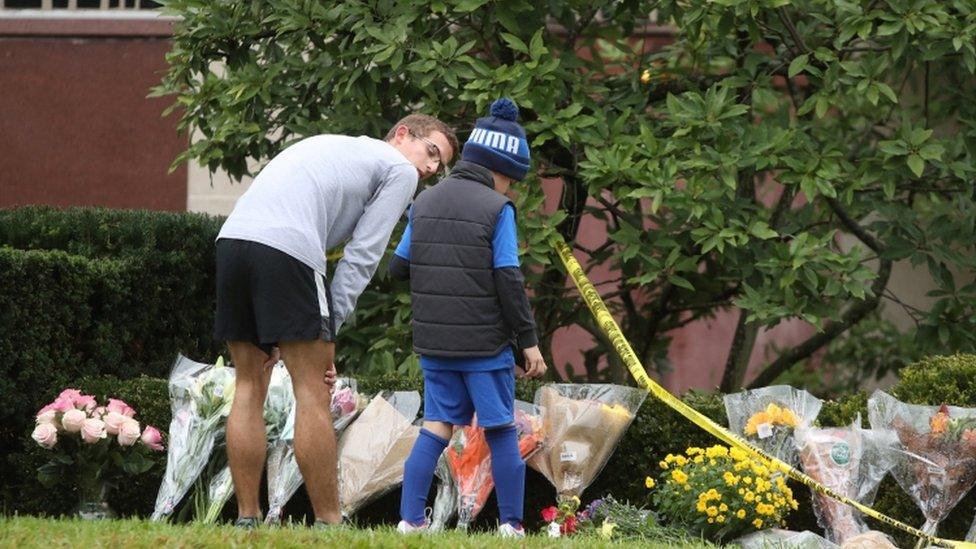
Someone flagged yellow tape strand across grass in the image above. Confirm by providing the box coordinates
[552,235,975,549]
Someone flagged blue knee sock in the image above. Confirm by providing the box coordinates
[400,428,449,525]
[485,425,524,528]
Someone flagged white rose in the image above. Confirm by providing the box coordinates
[117,419,141,446]
[61,409,87,433]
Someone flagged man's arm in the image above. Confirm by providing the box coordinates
[330,163,418,332]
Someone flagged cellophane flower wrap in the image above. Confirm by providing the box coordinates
[794,417,897,544]
[32,388,165,513]
[867,390,976,536]
[337,391,421,518]
[724,385,823,468]
[200,363,294,523]
[443,400,543,529]
[265,376,365,524]
[528,384,646,503]
[429,452,456,532]
[152,354,235,521]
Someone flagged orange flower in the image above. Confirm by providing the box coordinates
[930,404,950,435]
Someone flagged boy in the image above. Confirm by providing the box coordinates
[390,98,547,537]
[214,115,457,527]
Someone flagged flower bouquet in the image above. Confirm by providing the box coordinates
[32,388,165,519]
[152,354,235,521]
[528,384,646,503]
[724,385,823,468]
[429,452,457,531]
[337,391,421,518]
[867,390,976,537]
[444,401,544,529]
[794,418,897,544]
[652,444,800,542]
[265,376,366,524]
[200,363,295,524]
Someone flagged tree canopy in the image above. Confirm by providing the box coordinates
[155,0,976,391]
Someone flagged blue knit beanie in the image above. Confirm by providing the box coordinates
[461,98,530,181]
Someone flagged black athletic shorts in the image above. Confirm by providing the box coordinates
[214,239,335,354]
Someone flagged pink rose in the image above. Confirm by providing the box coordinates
[58,388,82,402]
[140,425,165,451]
[81,418,107,444]
[36,409,57,425]
[42,396,74,414]
[103,411,127,435]
[332,388,357,415]
[107,398,136,418]
[92,406,107,419]
[61,409,87,432]
[32,423,58,449]
[117,419,141,446]
[73,394,97,412]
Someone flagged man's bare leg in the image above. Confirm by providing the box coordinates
[226,341,274,519]
[279,339,341,524]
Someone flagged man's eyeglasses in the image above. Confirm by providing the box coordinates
[409,130,443,173]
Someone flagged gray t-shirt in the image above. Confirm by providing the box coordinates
[217,134,419,332]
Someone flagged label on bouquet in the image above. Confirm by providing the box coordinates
[830,441,851,466]
[757,422,773,439]
[547,522,562,537]
[560,451,578,462]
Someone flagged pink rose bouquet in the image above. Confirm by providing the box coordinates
[31,388,165,519]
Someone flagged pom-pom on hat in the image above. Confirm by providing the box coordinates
[461,98,531,181]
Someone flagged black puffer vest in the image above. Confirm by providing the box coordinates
[408,161,514,357]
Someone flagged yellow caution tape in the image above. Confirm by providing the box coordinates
[551,235,975,548]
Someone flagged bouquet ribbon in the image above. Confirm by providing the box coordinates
[551,235,974,549]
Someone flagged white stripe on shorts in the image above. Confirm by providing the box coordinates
[315,274,330,317]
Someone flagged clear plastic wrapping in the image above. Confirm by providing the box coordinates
[151,354,236,521]
[337,391,422,517]
[724,385,824,467]
[200,363,294,524]
[265,377,363,525]
[528,384,645,501]
[429,452,456,532]
[794,418,897,544]
[737,528,839,549]
[867,390,976,536]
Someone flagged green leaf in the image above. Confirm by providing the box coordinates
[907,154,925,177]
[788,54,809,78]
[918,143,944,161]
[499,32,528,54]
[749,221,778,240]
[876,82,898,103]
[454,0,489,12]
[667,274,695,291]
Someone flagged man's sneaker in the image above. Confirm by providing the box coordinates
[498,523,526,538]
[396,520,429,534]
[234,517,260,529]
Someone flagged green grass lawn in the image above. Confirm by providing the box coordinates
[0,517,722,548]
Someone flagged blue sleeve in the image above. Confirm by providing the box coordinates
[394,214,412,260]
[492,204,519,268]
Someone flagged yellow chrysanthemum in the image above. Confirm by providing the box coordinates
[697,501,707,513]
[719,503,728,512]
[744,411,769,436]
[706,506,718,517]
[736,509,747,519]
[686,447,704,455]
[730,447,747,461]
[745,491,756,503]
[659,460,669,470]
[671,469,689,484]
[716,515,726,523]
[753,518,763,529]
[645,476,655,489]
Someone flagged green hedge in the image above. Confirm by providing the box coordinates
[0,207,224,495]
[7,355,976,543]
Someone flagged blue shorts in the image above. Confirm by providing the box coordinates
[422,367,515,428]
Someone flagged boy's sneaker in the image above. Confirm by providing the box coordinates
[234,517,260,529]
[498,523,525,538]
[396,520,429,534]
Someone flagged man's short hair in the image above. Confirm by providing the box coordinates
[385,114,459,158]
